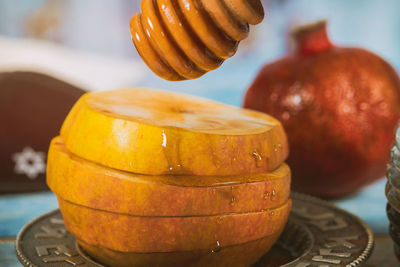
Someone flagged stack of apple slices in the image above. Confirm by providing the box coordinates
[47,88,291,267]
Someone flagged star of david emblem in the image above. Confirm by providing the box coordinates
[12,147,46,179]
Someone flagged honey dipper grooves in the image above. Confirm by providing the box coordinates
[130,0,264,81]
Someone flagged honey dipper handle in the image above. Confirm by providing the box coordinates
[223,0,265,25]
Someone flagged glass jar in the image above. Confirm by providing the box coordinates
[386,123,400,261]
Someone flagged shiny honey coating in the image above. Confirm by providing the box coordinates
[130,0,264,81]
[60,88,288,176]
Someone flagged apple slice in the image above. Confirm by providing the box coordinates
[60,88,288,176]
[47,137,290,216]
[77,229,284,267]
[58,197,291,253]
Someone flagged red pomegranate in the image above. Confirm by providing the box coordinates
[244,21,400,198]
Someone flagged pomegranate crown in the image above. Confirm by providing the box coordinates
[291,20,334,56]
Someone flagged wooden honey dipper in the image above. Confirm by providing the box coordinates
[130,0,265,81]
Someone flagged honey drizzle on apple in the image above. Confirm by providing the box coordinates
[211,240,222,253]
[252,149,263,167]
[161,130,190,175]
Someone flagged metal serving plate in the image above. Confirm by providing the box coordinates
[16,193,374,267]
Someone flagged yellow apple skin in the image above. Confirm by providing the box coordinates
[47,137,290,216]
[78,230,284,267]
[58,197,291,253]
[60,89,289,176]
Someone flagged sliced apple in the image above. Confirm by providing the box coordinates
[60,88,288,176]
[59,197,291,253]
[47,137,290,216]
[78,230,284,267]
